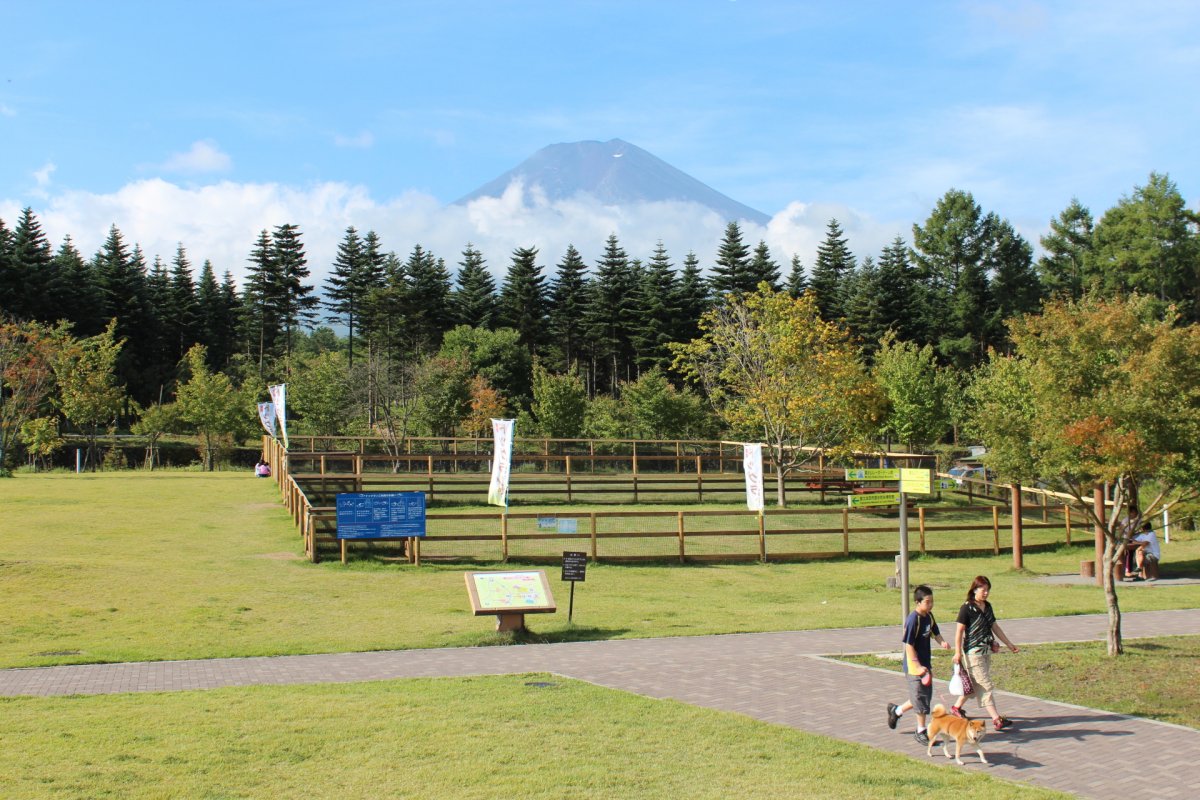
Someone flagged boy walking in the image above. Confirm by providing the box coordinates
[887,585,951,745]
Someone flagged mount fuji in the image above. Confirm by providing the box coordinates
[455,138,771,226]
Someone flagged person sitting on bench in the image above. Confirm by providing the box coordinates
[1126,521,1161,581]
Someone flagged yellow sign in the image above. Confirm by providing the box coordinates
[844,468,900,480]
[899,468,932,495]
[847,492,902,507]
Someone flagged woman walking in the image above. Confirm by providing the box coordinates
[949,575,1019,730]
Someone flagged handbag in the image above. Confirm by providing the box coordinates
[949,662,974,696]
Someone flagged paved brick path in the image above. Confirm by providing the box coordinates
[3,609,1198,799]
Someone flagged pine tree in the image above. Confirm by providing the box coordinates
[632,241,681,374]
[325,226,382,367]
[452,243,497,330]
[93,225,153,401]
[405,245,453,345]
[53,235,104,335]
[10,207,56,322]
[582,234,638,393]
[1037,198,1093,300]
[985,215,1041,347]
[271,223,318,361]
[167,245,200,368]
[196,260,225,369]
[497,246,548,356]
[243,228,283,374]
[709,221,753,296]
[809,218,855,321]
[875,236,922,344]
[785,254,807,297]
[842,256,884,356]
[358,230,388,349]
[0,218,15,318]
[747,240,780,291]
[547,244,588,373]
[674,251,709,344]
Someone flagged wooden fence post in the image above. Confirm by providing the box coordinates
[758,513,766,563]
[1011,483,1023,569]
[632,442,639,503]
[501,514,508,563]
[678,511,686,564]
[566,455,573,503]
[1065,504,1072,545]
[590,511,598,560]
[992,506,1000,554]
[842,507,849,556]
[919,507,926,554]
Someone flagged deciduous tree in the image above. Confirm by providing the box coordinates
[968,295,1200,654]
[671,284,880,505]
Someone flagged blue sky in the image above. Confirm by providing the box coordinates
[2,1,1197,287]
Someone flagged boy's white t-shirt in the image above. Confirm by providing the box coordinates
[1134,530,1161,560]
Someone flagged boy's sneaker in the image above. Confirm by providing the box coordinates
[887,703,899,730]
[994,717,1013,731]
[948,705,966,719]
[915,730,930,745]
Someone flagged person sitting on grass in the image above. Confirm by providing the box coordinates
[887,584,951,746]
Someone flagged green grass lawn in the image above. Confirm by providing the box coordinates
[0,674,1070,800]
[844,634,1200,729]
[3,472,1199,669]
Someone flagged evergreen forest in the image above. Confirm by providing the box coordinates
[2,172,1198,471]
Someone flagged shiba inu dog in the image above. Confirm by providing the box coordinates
[927,704,989,765]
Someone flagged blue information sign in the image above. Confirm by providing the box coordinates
[335,492,427,539]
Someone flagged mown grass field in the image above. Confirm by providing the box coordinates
[3,472,1199,669]
[0,674,1072,800]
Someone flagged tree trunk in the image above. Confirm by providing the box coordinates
[776,461,787,507]
[1102,535,1123,656]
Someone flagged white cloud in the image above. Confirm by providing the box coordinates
[158,140,233,174]
[15,178,903,292]
[334,131,374,148]
[0,104,15,117]
[33,162,56,188]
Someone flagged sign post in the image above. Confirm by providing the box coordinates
[561,551,587,623]
[846,468,933,622]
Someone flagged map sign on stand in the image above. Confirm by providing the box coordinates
[465,570,557,633]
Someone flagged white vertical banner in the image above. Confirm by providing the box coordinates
[268,384,288,449]
[257,402,277,438]
[743,443,765,512]
[488,418,515,507]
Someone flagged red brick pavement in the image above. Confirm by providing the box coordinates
[2,609,1198,799]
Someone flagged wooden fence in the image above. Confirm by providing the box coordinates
[262,437,1084,566]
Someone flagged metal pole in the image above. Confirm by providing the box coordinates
[899,489,910,622]
[569,581,576,623]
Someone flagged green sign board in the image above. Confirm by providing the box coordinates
[844,468,900,480]
[847,492,902,508]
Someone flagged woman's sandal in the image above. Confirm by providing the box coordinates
[993,716,1014,731]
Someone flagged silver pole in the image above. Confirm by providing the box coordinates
[899,489,910,622]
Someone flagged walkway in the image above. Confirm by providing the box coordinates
[4,609,1199,799]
